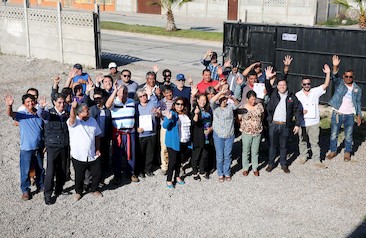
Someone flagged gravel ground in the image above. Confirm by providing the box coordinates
[0,54,365,238]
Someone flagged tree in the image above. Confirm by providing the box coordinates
[333,0,366,28]
[150,0,192,32]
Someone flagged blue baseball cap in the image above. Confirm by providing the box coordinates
[176,73,185,81]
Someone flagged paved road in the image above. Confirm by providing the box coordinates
[101,30,222,81]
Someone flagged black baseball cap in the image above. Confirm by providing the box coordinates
[73,63,82,70]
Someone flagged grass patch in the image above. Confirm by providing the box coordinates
[319,17,358,26]
[101,21,223,42]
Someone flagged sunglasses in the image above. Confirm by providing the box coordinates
[123,75,131,78]
[164,75,171,77]
[302,83,311,86]
[344,75,353,79]
[175,103,184,106]
[139,94,147,98]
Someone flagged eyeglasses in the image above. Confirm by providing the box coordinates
[175,103,184,106]
[344,75,353,79]
[302,83,311,86]
[123,75,131,78]
[139,94,147,98]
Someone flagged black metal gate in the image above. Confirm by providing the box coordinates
[223,23,366,109]
[93,5,102,69]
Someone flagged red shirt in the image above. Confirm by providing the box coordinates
[197,80,219,94]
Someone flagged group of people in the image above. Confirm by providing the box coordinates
[5,52,363,205]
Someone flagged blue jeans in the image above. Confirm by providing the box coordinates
[213,132,234,177]
[20,149,44,192]
[330,111,354,153]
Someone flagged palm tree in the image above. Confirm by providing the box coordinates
[150,0,192,32]
[333,0,366,28]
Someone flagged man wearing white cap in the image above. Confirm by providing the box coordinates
[108,62,121,82]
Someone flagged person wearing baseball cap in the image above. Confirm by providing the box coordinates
[108,62,121,82]
[65,63,93,94]
[172,73,191,100]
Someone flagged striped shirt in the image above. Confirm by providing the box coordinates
[110,97,136,130]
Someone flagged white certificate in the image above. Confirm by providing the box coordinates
[253,83,265,99]
[139,115,153,131]
[303,103,316,119]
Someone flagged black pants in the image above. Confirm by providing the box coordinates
[44,147,68,197]
[167,143,188,182]
[85,137,111,184]
[191,146,209,175]
[72,158,101,195]
[138,136,156,174]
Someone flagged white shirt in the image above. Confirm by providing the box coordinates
[338,85,355,115]
[178,114,191,143]
[67,116,102,162]
[296,85,325,126]
[273,92,288,122]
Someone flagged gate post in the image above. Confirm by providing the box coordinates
[57,2,64,63]
[94,3,102,69]
[24,0,30,58]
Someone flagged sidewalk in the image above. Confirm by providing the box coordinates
[2,2,225,32]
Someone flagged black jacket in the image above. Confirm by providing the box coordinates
[190,110,213,148]
[266,89,302,127]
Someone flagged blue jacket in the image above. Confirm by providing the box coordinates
[329,72,362,116]
[163,110,181,151]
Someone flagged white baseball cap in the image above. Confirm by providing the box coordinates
[108,62,117,69]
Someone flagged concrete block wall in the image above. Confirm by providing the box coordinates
[0,6,97,68]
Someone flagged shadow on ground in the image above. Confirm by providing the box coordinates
[347,220,366,238]
[101,52,143,68]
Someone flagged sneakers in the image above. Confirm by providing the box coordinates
[193,175,201,181]
[298,157,307,165]
[21,191,30,201]
[131,175,140,183]
[326,152,337,160]
[344,152,351,162]
[281,165,290,173]
[74,193,82,201]
[92,191,103,198]
[146,172,155,177]
[314,162,327,169]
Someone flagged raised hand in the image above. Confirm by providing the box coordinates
[71,98,78,109]
[332,55,341,67]
[265,66,276,79]
[236,75,244,85]
[165,110,172,120]
[223,59,231,68]
[152,65,160,74]
[283,55,293,66]
[39,96,48,108]
[86,81,95,93]
[221,84,229,94]
[194,106,200,114]
[53,76,61,85]
[96,74,104,83]
[68,68,77,79]
[217,66,223,76]
[322,64,331,74]
[187,76,193,85]
[191,86,198,96]
[4,93,14,106]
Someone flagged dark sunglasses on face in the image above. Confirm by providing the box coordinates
[344,75,353,79]
[123,75,131,78]
[164,75,171,77]
[175,103,184,106]
[302,83,311,86]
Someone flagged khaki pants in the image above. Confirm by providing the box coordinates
[298,123,320,162]
[160,127,169,171]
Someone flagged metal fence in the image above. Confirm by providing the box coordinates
[223,22,366,109]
